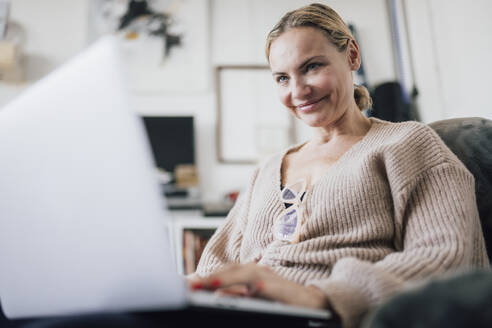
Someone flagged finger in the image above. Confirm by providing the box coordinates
[214,285,250,296]
[208,266,303,305]
[190,266,327,309]
[199,263,265,291]
[187,273,207,291]
[252,278,323,309]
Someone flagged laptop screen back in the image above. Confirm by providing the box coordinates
[0,37,187,319]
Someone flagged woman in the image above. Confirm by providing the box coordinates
[190,3,489,328]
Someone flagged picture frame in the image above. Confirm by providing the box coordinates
[216,65,294,164]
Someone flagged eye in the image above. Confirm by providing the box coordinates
[306,62,322,71]
[276,75,289,84]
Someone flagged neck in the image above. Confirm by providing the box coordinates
[310,104,371,145]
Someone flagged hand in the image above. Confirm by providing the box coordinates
[188,263,330,310]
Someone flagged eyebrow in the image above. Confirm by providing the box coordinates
[272,55,326,76]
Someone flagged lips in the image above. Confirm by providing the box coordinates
[296,96,327,112]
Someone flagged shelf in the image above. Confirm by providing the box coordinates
[170,211,225,275]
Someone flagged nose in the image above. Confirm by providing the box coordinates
[291,77,312,100]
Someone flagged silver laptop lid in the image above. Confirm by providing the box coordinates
[0,37,187,319]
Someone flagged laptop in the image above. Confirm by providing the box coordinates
[0,37,333,326]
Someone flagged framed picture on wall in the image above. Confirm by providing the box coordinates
[216,66,294,164]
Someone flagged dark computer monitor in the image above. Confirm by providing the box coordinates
[141,116,196,174]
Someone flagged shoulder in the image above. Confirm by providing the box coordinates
[370,118,464,168]
[370,117,437,147]
[368,118,471,189]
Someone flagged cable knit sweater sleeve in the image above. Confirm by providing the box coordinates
[306,124,489,328]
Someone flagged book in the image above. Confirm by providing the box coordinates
[182,229,216,274]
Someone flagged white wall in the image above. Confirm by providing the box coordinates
[2,0,490,201]
[406,0,492,122]
[0,0,88,107]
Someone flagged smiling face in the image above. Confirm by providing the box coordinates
[269,27,360,128]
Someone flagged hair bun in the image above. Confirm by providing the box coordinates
[354,85,373,111]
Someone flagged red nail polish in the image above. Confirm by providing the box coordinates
[210,279,222,288]
[191,282,204,290]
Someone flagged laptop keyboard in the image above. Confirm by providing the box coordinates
[188,290,332,320]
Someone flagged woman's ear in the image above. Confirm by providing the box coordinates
[347,39,361,71]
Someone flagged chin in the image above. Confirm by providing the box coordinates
[297,110,330,125]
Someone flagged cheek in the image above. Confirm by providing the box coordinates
[314,74,336,93]
[278,87,290,108]
[277,87,299,118]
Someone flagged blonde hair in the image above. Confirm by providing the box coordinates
[265,3,372,111]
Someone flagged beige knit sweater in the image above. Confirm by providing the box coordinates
[196,118,489,327]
